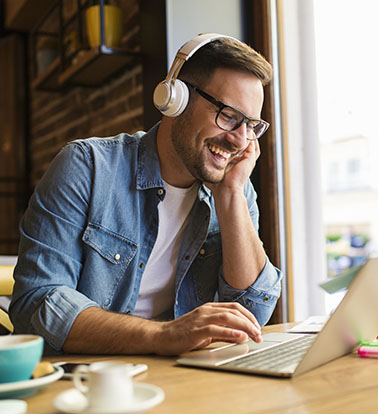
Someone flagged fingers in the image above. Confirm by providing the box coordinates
[197,303,262,342]
[254,139,261,159]
[244,139,260,160]
[194,324,250,345]
[229,140,259,176]
[157,302,263,355]
[204,302,260,329]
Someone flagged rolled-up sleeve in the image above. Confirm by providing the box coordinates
[218,259,282,326]
[30,287,98,351]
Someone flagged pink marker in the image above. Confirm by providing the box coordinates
[358,346,378,358]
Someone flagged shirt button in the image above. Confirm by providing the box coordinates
[175,300,179,306]
[157,189,164,196]
[199,248,205,255]
[139,262,144,269]
[264,296,269,302]
[114,253,121,260]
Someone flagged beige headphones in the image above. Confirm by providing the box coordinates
[153,33,238,117]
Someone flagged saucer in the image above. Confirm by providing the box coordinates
[0,365,64,399]
[53,382,165,414]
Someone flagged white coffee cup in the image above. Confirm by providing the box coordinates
[73,361,133,410]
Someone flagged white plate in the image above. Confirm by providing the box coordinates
[53,383,165,414]
[0,365,64,399]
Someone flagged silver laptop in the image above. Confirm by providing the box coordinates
[177,257,378,377]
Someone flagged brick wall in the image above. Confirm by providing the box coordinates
[29,0,143,187]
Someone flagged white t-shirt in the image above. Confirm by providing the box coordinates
[133,180,199,319]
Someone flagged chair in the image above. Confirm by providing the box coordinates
[0,265,15,333]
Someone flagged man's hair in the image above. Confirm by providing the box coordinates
[179,37,273,87]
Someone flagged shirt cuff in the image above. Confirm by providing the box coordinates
[218,259,282,325]
[31,286,99,351]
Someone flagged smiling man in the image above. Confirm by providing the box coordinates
[10,34,282,355]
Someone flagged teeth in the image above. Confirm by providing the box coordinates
[208,144,231,159]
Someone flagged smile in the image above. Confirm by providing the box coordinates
[207,144,231,160]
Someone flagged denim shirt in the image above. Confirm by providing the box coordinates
[10,123,282,352]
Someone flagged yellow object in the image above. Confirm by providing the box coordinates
[0,266,15,295]
[0,265,15,333]
[0,309,13,333]
[86,5,123,48]
[33,361,55,378]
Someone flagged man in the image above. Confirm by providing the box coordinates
[10,34,282,355]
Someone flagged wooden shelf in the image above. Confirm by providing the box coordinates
[32,56,61,91]
[5,0,55,31]
[58,46,139,87]
[26,2,140,90]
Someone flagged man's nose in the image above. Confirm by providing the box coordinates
[225,122,249,149]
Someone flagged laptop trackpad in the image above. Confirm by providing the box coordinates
[178,333,306,366]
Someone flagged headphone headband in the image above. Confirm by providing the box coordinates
[153,33,240,117]
[176,33,233,60]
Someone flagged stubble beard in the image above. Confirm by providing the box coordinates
[170,111,227,184]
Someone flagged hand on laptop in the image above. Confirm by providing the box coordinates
[155,302,263,355]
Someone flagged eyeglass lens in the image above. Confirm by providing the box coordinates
[216,107,268,140]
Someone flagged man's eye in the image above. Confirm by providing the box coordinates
[220,107,240,124]
[219,111,233,122]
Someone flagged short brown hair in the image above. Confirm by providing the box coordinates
[179,37,273,87]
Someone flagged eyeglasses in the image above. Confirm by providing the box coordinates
[184,81,269,141]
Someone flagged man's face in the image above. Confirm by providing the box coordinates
[169,68,264,185]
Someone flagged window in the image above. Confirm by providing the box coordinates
[279,0,378,319]
[314,0,378,302]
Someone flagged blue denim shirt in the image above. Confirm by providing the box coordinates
[10,123,282,352]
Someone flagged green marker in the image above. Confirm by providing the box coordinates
[360,340,378,347]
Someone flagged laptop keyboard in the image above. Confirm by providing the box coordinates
[222,334,316,373]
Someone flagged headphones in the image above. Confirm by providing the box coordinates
[153,33,239,117]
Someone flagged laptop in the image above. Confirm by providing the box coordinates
[177,257,378,377]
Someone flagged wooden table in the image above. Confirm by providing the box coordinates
[22,323,378,414]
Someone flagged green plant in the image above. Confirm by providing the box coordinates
[326,234,342,242]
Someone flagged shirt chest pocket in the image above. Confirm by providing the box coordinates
[82,223,137,265]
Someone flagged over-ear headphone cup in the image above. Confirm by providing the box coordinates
[153,79,189,117]
[153,81,171,111]
[168,80,189,117]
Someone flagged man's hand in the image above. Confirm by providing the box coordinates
[63,303,262,356]
[208,139,260,194]
[154,302,263,355]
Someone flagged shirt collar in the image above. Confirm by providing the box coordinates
[136,123,164,190]
[136,122,212,201]
[199,183,212,200]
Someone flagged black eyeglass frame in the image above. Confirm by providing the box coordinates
[184,81,270,141]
